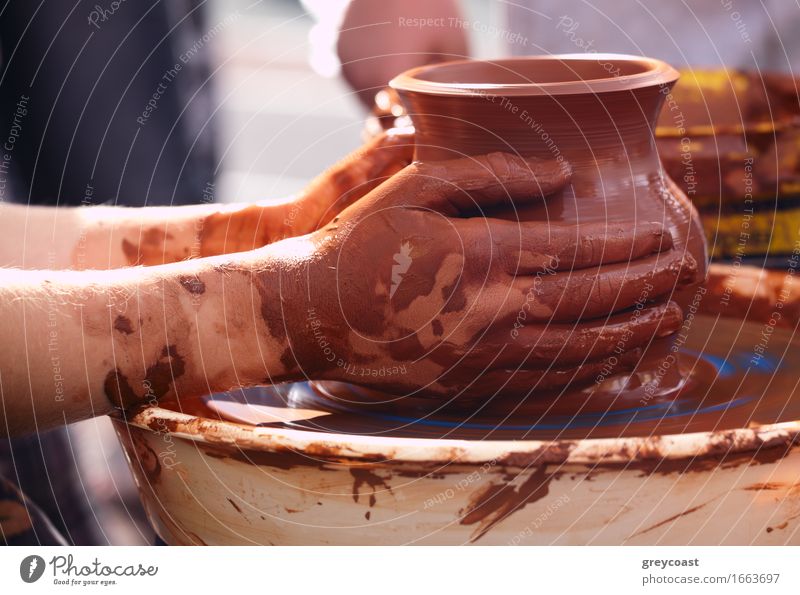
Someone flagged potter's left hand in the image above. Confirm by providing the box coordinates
[180,127,416,263]
[159,127,416,264]
[19,128,416,270]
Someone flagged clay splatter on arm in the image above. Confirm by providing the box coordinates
[0,250,301,437]
[0,131,412,271]
[197,129,415,258]
[113,130,414,266]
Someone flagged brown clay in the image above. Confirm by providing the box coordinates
[389,55,707,280]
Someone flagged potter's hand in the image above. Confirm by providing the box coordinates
[25,129,415,270]
[196,128,415,259]
[293,127,415,230]
[278,153,695,399]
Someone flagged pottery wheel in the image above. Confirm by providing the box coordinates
[202,315,799,441]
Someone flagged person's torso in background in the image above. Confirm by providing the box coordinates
[0,0,216,207]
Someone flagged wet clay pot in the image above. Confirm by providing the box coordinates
[389,54,708,278]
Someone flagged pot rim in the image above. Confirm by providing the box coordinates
[389,54,680,98]
[114,405,800,468]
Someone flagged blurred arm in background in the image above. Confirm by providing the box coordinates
[337,0,468,108]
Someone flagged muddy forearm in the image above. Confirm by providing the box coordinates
[0,202,207,269]
[63,140,410,268]
[200,132,413,253]
[0,245,301,436]
[72,203,290,269]
[0,133,412,270]
[0,201,304,269]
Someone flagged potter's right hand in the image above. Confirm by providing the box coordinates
[278,153,696,399]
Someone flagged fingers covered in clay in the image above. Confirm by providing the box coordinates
[503,301,683,368]
[444,349,643,399]
[301,127,416,229]
[408,300,680,383]
[335,127,416,201]
[382,152,571,214]
[512,251,698,322]
[292,146,695,400]
[461,219,674,274]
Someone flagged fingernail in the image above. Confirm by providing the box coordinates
[655,301,683,337]
[619,347,644,367]
[656,227,674,252]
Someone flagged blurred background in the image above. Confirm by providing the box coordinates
[209,0,500,203]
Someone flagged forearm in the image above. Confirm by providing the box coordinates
[0,243,304,436]
[0,201,303,270]
[0,133,411,270]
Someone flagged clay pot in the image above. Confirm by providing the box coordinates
[390,54,707,279]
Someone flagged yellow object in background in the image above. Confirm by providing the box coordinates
[702,207,800,258]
